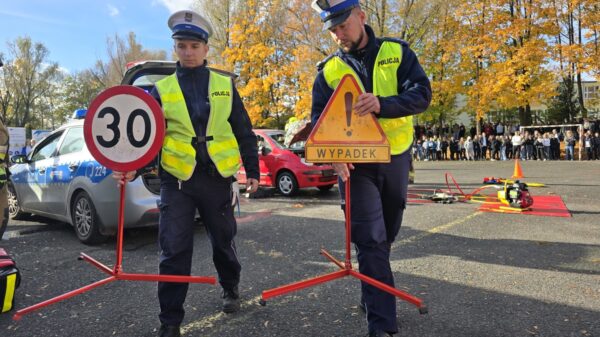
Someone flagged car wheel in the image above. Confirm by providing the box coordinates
[317,184,334,192]
[7,183,30,220]
[276,171,298,196]
[71,191,107,245]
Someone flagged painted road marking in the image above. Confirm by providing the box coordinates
[394,211,484,247]
[183,211,484,334]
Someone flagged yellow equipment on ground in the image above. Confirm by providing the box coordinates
[497,180,534,209]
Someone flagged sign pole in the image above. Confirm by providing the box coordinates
[260,74,427,314]
[344,178,352,270]
[261,174,427,312]
[13,85,216,320]
[115,177,126,273]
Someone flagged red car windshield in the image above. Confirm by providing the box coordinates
[266,133,286,148]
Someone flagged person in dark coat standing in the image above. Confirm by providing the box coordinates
[0,59,8,240]
[310,1,431,336]
[113,9,259,337]
[0,117,8,240]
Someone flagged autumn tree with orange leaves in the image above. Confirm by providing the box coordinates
[219,0,333,129]
[4,0,598,131]
[200,0,598,128]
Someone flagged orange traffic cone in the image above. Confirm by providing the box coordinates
[511,158,524,179]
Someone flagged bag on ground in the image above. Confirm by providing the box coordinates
[0,247,20,313]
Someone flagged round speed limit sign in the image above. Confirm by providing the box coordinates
[84,86,165,172]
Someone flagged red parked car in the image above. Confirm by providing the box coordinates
[237,129,337,196]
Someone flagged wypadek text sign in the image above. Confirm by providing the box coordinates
[306,75,390,163]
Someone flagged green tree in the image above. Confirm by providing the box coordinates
[194,0,240,59]
[0,52,13,123]
[33,70,67,130]
[546,80,580,123]
[58,70,104,121]
[91,32,167,88]
[0,37,60,127]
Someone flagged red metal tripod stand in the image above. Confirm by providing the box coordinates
[13,179,216,320]
[260,178,427,314]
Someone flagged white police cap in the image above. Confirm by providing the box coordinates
[168,10,213,42]
[311,0,360,30]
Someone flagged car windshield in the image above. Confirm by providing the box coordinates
[289,140,305,150]
[58,127,84,156]
[30,131,64,161]
[132,74,170,87]
[267,133,286,148]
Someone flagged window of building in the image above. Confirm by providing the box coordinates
[584,85,599,100]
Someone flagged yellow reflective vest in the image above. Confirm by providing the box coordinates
[322,41,413,155]
[155,70,241,180]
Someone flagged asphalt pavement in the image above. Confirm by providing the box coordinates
[1,160,599,337]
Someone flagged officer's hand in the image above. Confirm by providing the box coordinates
[245,178,259,194]
[112,171,136,186]
[354,93,380,116]
[332,163,354,182]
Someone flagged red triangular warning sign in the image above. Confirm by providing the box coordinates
[306,74,390,163]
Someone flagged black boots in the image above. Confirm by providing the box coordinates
[158,324,181,337]
[222,286,240,313]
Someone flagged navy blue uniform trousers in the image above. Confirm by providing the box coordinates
[338,151,410,334]
[157,168,240,326]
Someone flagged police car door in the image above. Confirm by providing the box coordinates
[21,130,64,213]
[47,126,84,216]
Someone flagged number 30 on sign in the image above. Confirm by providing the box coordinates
[83,85,165,172]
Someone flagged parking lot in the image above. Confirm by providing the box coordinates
[1,160,599,337]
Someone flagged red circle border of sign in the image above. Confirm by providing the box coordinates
[83,85,165,172]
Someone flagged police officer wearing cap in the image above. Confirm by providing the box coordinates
[114,9,259,337]
[310,1,431,336]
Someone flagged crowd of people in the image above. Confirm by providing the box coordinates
[412,120,600,162]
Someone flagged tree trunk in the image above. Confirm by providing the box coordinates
[380,0,386,36]
[576,72,586,118]
[576,3,586,117]
[518,105,532,126]
[565,75,578,122]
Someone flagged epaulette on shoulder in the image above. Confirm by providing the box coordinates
[316,54,336,71]
[207,67,238,79]
[380,37,409,47]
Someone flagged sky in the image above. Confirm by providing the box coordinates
[0,0,195,73]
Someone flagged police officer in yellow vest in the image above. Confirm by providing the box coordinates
[0,118,8,240]
[311,1,431,336]
[114,9,259,337]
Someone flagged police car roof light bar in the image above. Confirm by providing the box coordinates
[73,108,87,119]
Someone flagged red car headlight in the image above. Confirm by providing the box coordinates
[302,170,323,175]
[303,169,335,177]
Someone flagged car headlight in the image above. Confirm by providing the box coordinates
[302,170,323,175]
[303,169,335,176]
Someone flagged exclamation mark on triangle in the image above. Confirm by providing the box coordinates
[345,92,353,137]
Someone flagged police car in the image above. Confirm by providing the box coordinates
[5,62,179,245]
[8,109,161,244]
